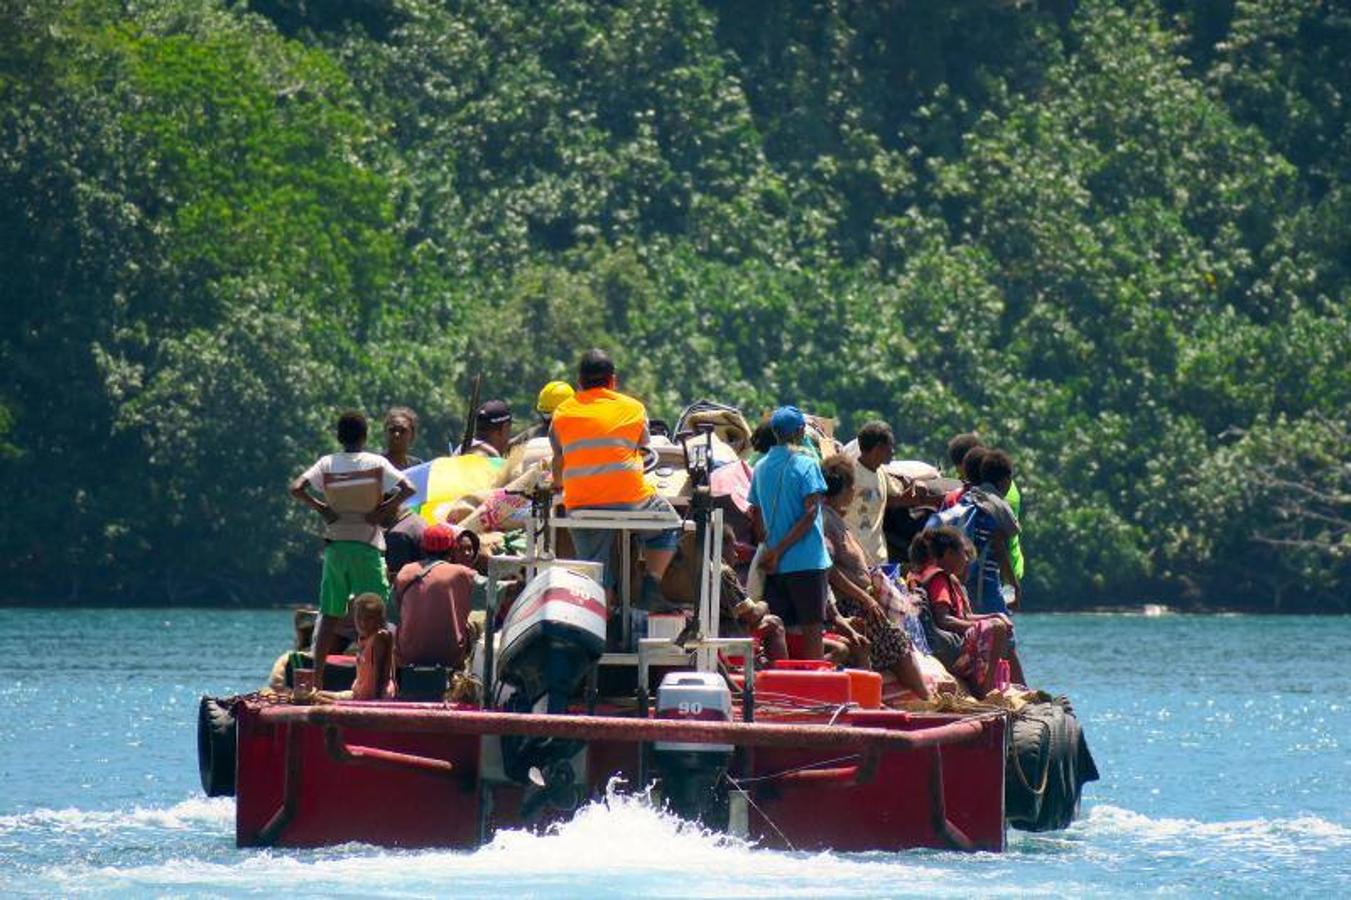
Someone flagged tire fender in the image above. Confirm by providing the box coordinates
[197,695,237,797]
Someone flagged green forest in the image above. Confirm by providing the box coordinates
[2,0,1347,611]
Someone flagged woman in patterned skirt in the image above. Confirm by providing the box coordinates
[821,455,930,700]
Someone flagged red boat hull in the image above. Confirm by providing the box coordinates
[234,700,1007,852]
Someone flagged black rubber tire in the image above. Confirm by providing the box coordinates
[1006,698,1100,832]
[197,696,237,797]
[1005,707,1052,829]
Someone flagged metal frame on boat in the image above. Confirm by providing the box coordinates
[220,429,1016,852]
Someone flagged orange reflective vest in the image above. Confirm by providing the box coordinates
[551,387,653,510]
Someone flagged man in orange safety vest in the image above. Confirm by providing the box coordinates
[549,349,679,612]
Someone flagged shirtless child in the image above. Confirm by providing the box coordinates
[315,593,395,702]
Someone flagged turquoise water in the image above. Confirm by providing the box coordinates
[1,609,1348,897]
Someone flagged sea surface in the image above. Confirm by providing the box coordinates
[1,609,1347,897]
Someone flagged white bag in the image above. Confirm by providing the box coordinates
[747,453,793,603]
[746,543,767,601]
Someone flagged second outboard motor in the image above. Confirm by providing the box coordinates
[496,566,607,802]
[654,672,734,828]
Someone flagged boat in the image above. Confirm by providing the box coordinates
[199,428,1096,852]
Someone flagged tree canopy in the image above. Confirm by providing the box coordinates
[2,0,1346,609]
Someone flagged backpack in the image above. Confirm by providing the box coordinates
[923,494,982,538]
[923,495,995,607]
[912,570,965,668]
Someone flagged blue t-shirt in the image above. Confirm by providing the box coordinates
[748,445,830,574]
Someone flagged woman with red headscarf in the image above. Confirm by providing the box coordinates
[393,523,480,670]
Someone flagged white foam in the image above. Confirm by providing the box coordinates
[38,791,966,897]
[0,796,234,836]
[1083,804,1351,855]
[16,794,1349,896]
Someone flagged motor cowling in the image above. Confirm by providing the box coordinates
[496,566,607,801]
[497,567,607,714]
[654,672,734,827]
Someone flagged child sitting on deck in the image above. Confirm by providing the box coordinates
[316,593,395,702]
[733,598,788,668]
[910,528,1024,699]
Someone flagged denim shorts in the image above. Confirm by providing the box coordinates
[566,495,681,588]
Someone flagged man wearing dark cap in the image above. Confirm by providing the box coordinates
[455,399,513,458]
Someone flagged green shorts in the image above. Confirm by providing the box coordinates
[318,541,389,617]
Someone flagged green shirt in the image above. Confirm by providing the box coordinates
[1007,479,1025,580]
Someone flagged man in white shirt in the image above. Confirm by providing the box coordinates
[846,421,904,567]
[290,410,415,689]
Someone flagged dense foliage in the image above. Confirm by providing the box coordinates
[2,0,1346,609]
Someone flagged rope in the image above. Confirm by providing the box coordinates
[725,753,863,786]
[243,690,292,707]
[1008,716,1052,797]
[723,772,796,852]
[749,690,859,713]
[825,702,857,727]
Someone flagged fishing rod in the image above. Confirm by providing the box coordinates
[459,373,482,455]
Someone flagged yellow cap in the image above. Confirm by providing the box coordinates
[536,380,575,414]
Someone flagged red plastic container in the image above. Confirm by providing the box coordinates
[755,668,853,705]
[844,669,883,709]
[757,663,882,709]
[772,659,835,671]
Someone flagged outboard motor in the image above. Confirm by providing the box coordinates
[654,671,734,828]
[495,566,607,807]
